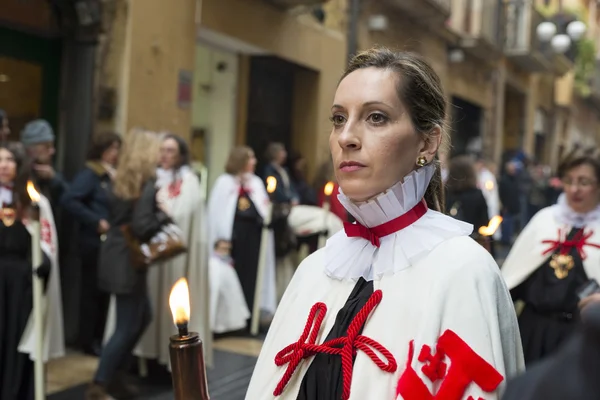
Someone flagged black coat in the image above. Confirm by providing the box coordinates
[60,162,112,249]
[98,180,169,294]
[445,187,489,231]
[502,304,600,400]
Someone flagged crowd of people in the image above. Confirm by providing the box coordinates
[2,46,600,400]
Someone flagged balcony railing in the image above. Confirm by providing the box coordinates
[452,0,503,61]
[504,0,551,72]
[384,0,451,25]
[265,0,329,9]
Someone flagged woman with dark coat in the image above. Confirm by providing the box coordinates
[86,129,168,400]
[61,132,121,356]
[445,155,490,231]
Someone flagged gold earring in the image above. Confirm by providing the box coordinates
[416,156,427,167]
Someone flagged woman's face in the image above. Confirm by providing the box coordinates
[101,141,121,167]
[159,138,180,170]
[562,163,600,213]
[0,148,17,184]
[276,149,287,165]
[329,67,434,202]
[245,151,257,173]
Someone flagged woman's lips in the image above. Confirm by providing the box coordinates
[339,161,366,172]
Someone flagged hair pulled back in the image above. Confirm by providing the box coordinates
[341,47,449,212]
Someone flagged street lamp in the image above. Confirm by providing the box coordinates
[537,18,586,54]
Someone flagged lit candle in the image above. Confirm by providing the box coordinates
[250,176,277,336]
[478,215,503,237]
[26,181,44,400]
[168,278,210,400]
[318,182,335,249]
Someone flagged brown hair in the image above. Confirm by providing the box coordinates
[341,47,449,212]
[113,128,161,200]
[265,142,285,163]
[87,131,122,161]
[0,141,31,210]
[225,146,253,175]
[558,147,600,181]
[446,156,478,193]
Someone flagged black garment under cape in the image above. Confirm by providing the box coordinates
[511,227,588,365]
[296,278,374,400]
[0,219,50,400]
[231,189,263,318]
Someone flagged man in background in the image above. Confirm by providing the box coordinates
[20,119,68,210]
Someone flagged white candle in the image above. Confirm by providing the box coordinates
[27,182,45,400]
[250,176,277,336]
[318,182,335,249]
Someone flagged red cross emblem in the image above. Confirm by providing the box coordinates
[396,330,503,400]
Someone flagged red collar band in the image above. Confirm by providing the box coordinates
[343,200,428,247]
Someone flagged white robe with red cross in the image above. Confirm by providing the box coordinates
[245,165,524,400]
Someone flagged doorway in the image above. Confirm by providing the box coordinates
[0,26,61,139]
[245,56,296,176]
[450,96,483,156]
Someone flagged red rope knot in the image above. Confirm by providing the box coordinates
[273,290,397,400]
[542,228,600,260]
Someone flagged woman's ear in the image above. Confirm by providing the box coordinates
[418,125,442,159]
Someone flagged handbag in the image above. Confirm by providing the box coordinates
[121,222,187,269]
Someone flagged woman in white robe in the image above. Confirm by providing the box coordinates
[502,151,600,365]
[207,146,277,329]
[246,48,523,400]
[0,142,64,400]
[134,134,211,366]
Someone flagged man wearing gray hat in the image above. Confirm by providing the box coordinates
[20,119,68,210]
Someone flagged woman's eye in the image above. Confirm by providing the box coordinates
[330,115,346,126]
[367,113,388,125]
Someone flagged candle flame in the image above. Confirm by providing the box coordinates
[484,180,494,191]
[169,278,190,326]
[324,181,334,196]
[26,181,41,202]
[266,176,277,194]
[478,215,503,237]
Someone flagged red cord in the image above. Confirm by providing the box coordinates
[542,228,600,259]
[273,290,397,399]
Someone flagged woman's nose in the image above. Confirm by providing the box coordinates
[337,122,361,150]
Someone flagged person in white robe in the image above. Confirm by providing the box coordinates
[133,134,211,366]
[207,146,277,329]
[502,151,600,365]
[19,192,65,363]
[209,239,251,333]
[246,48,523,400]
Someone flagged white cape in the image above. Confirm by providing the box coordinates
[502,205,600,290]
[207,173,277,314]
[246,238,524,399]
[19,194,65,362]
[209,255,250,333]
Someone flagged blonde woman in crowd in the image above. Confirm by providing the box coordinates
[87,129,167,400]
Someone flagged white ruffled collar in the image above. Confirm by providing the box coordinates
[156,166,192,188]
[554,193,600,228]
[324,164,473,281]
